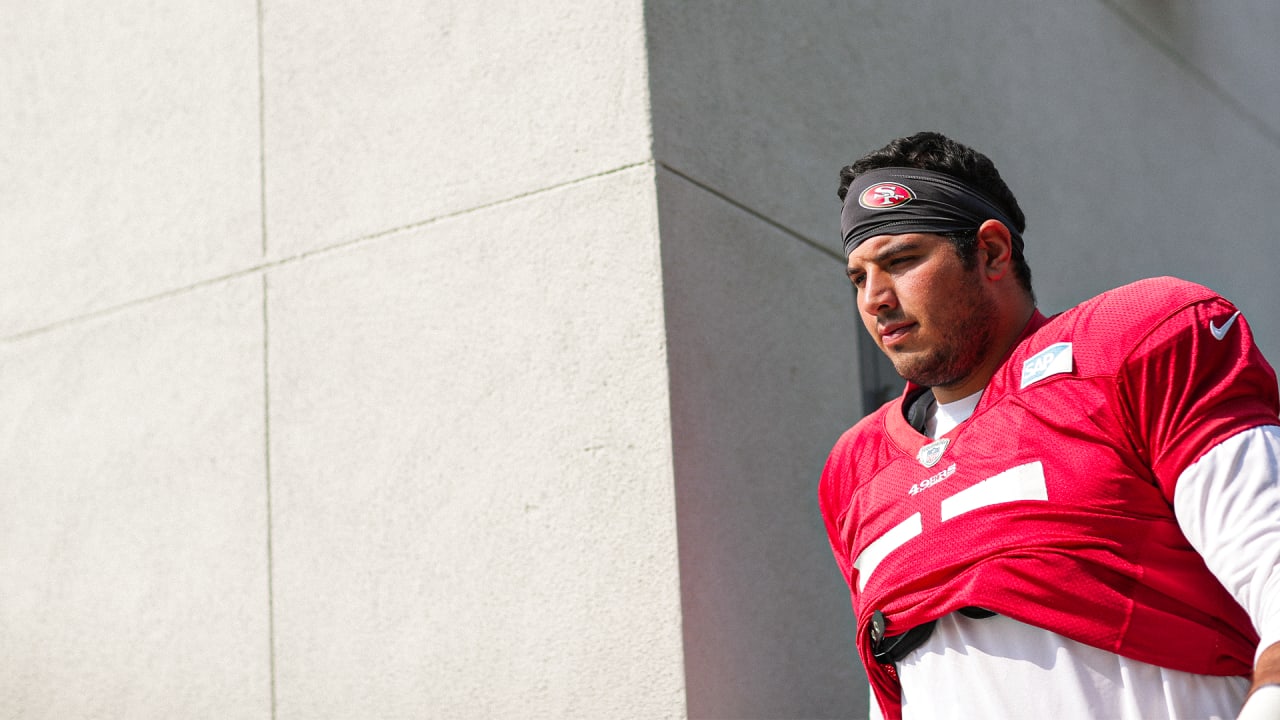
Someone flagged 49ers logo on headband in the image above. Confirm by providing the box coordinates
[858,182,914,210]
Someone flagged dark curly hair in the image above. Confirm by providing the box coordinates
[838,132,1033,299]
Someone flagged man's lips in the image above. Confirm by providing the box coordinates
[879,321,916,344]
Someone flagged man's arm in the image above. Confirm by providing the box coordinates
[1253,642,1280,693]
[1174,426,1280,716]
[1238,642,1280,718]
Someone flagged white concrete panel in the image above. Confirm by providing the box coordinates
[656,169,868,719]
[262,0,652,259]
[0,1,262,338]
[267,166,685,719]
[647,0,1280,366]
[0,277,269,719]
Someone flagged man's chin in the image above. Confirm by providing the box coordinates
[892,359,963,389]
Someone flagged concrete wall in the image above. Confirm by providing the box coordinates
[3,2,683,719]
[3,1,1278,719]
[647,1,1280,718]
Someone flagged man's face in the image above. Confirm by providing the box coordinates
[846,232,998,392]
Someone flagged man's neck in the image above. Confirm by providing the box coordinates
[933,303,1037,404]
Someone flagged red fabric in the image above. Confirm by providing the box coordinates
[819,277,1279,720]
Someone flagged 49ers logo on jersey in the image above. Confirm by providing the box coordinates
[858,182,914,210]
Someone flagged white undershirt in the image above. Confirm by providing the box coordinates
[875,390,1280,720]
[924,390,983,439]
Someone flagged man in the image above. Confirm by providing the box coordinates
[819,131,1280,720]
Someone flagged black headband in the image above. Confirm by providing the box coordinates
[840,167,1023,257]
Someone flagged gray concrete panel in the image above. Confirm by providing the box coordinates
[648,2,1280,714]
[1104,0,1280,136]
[646,1,1280,361]
[657,168,867,719]
[0,277,270,719]
[261,0,653,259]
[0,1,262,338]
[267,166,686,719]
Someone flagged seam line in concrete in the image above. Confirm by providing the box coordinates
[257,0,269,259]
[256,2,276,716]
[1098,0,1280,149]
[261,272,278,720]
[345,159,654,247]
[656,162,843,263]
[0,161,654,345]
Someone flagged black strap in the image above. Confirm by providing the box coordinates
[870,610,937,664]
[904,388,936,434]
[870,607,997,664]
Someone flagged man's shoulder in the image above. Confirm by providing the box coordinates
[1045,276,1220,340]
[1011,277,1225,378]
[1093,276,1218,310]
[834,398,899,444]
[826,394,909,464]
[820,398,908,513]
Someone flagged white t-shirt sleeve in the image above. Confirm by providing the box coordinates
[1174,425,1280,662]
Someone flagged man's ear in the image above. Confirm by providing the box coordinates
[976,219,1014,280]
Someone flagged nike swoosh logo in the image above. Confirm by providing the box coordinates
[1210,311,1241,341]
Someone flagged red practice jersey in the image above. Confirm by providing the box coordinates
[820,277,1280,720]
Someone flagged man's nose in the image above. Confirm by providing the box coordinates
[859,269,896,316]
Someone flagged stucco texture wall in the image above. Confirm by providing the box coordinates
[3,1,1279,719]
[3,2,683,719]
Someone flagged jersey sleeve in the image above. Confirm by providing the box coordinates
[1117,295,1280,501]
